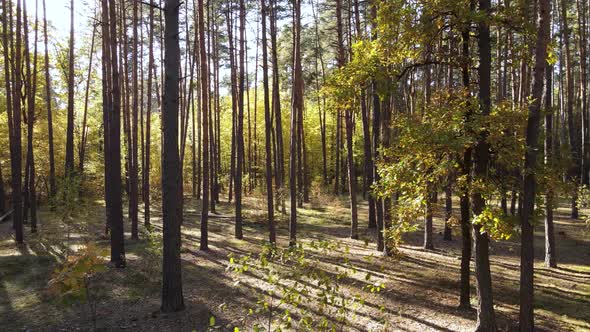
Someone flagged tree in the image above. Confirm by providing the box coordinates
[235,0,246,239]
[161,0,185,313]
[261,0,276,244]
[144,0,156,230]
[335,0,358,240]
[7,0,24,244]
[198,0,210,251]
[519,0,551,329]
[129,0,140,240]
[105,0,125,268]
[458,1,474,309]
[289,0,303,247]
[22,0,39,233]
[65,0,75,175]
[42,0,56,200]
[472,0,497,329]
[79,23,97,172]
[561,0,579,218]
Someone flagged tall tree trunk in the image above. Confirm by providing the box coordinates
[8,0,24,243]
[370,0,384,252]
[23,0,39,233]
[129,0,140,240]
[198,0,210,250]
[562,0,579,218]
[577,0,589,187]
[472,0,497,329]
[235,0,246,239]
[544,60,557,268]
[65,0,75,175]
[261,0,275,244]
[519,0,551,329]
[42,0,56,200]
[145,0,155,229]
[290,0,303,246]
[106,0,125,268]
[270,0,285,214]
[79,23,97,172]
[161,0,185,313]
[335,0,358,239]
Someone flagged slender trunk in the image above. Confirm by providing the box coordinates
[261,0,275,244]
[79,23,97,172]
[65,0,75,175]
[444,182,453,241]
[107,0,125,268]
[144,0,155,229]
[562,0,579,218]
[161,0,185,313]
[289,0,303,246]
[10,0,24,243]
[198,0,210,250]
[519,0,551,329]
[472,0,497,329]
[42,0,56,199]
[129,0,140,239]
[235,0,246,239]
[544,59,557,267]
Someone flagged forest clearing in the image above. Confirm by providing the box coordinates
[1,0,590,330]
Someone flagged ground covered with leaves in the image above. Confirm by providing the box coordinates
[1,193,589,331]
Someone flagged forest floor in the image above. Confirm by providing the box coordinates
[1,192,589,331]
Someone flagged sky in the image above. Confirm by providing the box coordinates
[24,0,93,38]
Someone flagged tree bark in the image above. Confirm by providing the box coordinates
[161,0,185,313]
[472,0,497,329]
[519,0,551,329]
[65,0,75,175]
[198,0,210,250]
[106,0,125,268]
[261,0,275,244]
[42,0,56,200]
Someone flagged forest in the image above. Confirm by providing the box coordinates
[0,0,589,330]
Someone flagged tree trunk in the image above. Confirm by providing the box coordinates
[161,0,185,313]
[235,0,246,239]
[544,59,557,268]
[106,0,125,268]
[519,0,551,329]
[7,0,24,243]
[65,0,75,175]
[561,0,579,218]
[79,23,97,173]
[443,182,453,241]
[198,0,210,250]
[42,0,56,200]
[261,0,275,244]
[472,0,497,329]
[144,0,155,229]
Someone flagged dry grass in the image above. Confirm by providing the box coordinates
[0,193,589,331]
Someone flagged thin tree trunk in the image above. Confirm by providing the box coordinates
[129,0,140,240]
[198,0,210,250]
[65,0,75,175]
[161,0,185,313]
[79,23,97,172]
[42,0,56,200]
[562,0,579,218]
[107,0,125,268]
[472,0,497,329]
[519,0,551,329]
[235,0,246,239]
[261,0,275,244]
